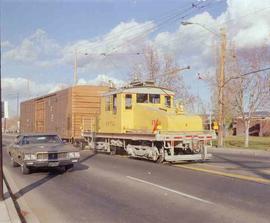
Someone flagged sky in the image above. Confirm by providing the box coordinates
[1,0,270,116]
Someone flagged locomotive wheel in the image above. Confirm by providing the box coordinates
[193,141,203,154]
[110,146,117,155]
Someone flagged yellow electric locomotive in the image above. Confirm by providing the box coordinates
[83,80,215,162]
[98,81,203,134]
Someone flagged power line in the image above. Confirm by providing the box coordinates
[223,66,270,86]
[101,2,195,47]
[242,67,270,76]
[107,0,214,55]
[75,1,200,55]
[85,0,212,55]
[70,0,215,76]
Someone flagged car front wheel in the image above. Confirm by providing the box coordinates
[21,164,30,175]
[65,164,74,171]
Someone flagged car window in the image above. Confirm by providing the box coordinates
[21,135,62,145]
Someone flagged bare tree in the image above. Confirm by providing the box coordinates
[227,46,270,147]
[130,45,195,111]
[144,45,160,81]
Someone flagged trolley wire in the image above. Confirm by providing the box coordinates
[106,0,215,55]
[75,0,212,56]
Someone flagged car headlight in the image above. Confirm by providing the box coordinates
[74,152,80,158]
[24,153,37,160]
[68,152,80,159]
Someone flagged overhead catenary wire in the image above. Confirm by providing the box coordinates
[69,0,206,62]
[72,1,199,55]
[75,0,211,56]
[72,0,216,78]
[95,2,196,49]
[241,67,270,77]
[97,0,218,81]
[223,66,270,87]
[106,0,215,55]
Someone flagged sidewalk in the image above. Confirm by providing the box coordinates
[0,181,21,223]
[208,146,270,157]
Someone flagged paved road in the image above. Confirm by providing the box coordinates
[2,136,270,223]
[208,148,270,180]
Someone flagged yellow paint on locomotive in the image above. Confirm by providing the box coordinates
[97,84,203,134]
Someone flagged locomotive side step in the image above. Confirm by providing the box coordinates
[164,154,212,162]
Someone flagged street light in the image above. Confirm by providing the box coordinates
[181,21,220,36]
[181,21,226,147]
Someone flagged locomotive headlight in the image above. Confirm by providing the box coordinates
[157,121,162,130]
[24,153,37,160]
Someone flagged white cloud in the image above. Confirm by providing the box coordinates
[61,20,155,70]
[2,77,65,100]
[1,40,13,48]
[3,29,61,65]
[77,74,125,87]
[153,0,270,75]
[2,74,124,102]
[3,0,270,82]
[2,75,125,116]
[224,0,270,48]
[153,11,218,74]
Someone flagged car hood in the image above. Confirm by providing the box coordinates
[20,143,78,153]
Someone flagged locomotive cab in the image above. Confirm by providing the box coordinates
[97,81,203,134]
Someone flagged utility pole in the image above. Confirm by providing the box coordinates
[217,28,226,147]
[74,49,78,85]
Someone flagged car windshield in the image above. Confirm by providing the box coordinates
[21,135,62,145]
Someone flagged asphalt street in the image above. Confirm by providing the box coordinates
[2,136,270,223]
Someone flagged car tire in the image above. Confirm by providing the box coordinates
[65,164,74,171]
[21,164,30,175]
[11,158,20,167]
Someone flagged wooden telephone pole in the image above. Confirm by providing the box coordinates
[217,28,226,147]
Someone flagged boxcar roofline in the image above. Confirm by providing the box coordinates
[102,86,175,97]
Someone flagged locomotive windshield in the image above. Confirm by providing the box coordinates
[137,93,161,104]
[137,94,148,103]
[149,94,160,104]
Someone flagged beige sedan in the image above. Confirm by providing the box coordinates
[8,133,80,174]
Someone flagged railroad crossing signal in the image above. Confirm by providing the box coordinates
[213,121,219,130]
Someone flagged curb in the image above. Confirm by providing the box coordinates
[4,167,41,223]
[208,147,270,157]
[3,180,21,223]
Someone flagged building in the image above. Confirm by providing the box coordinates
[233,111,270,137]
